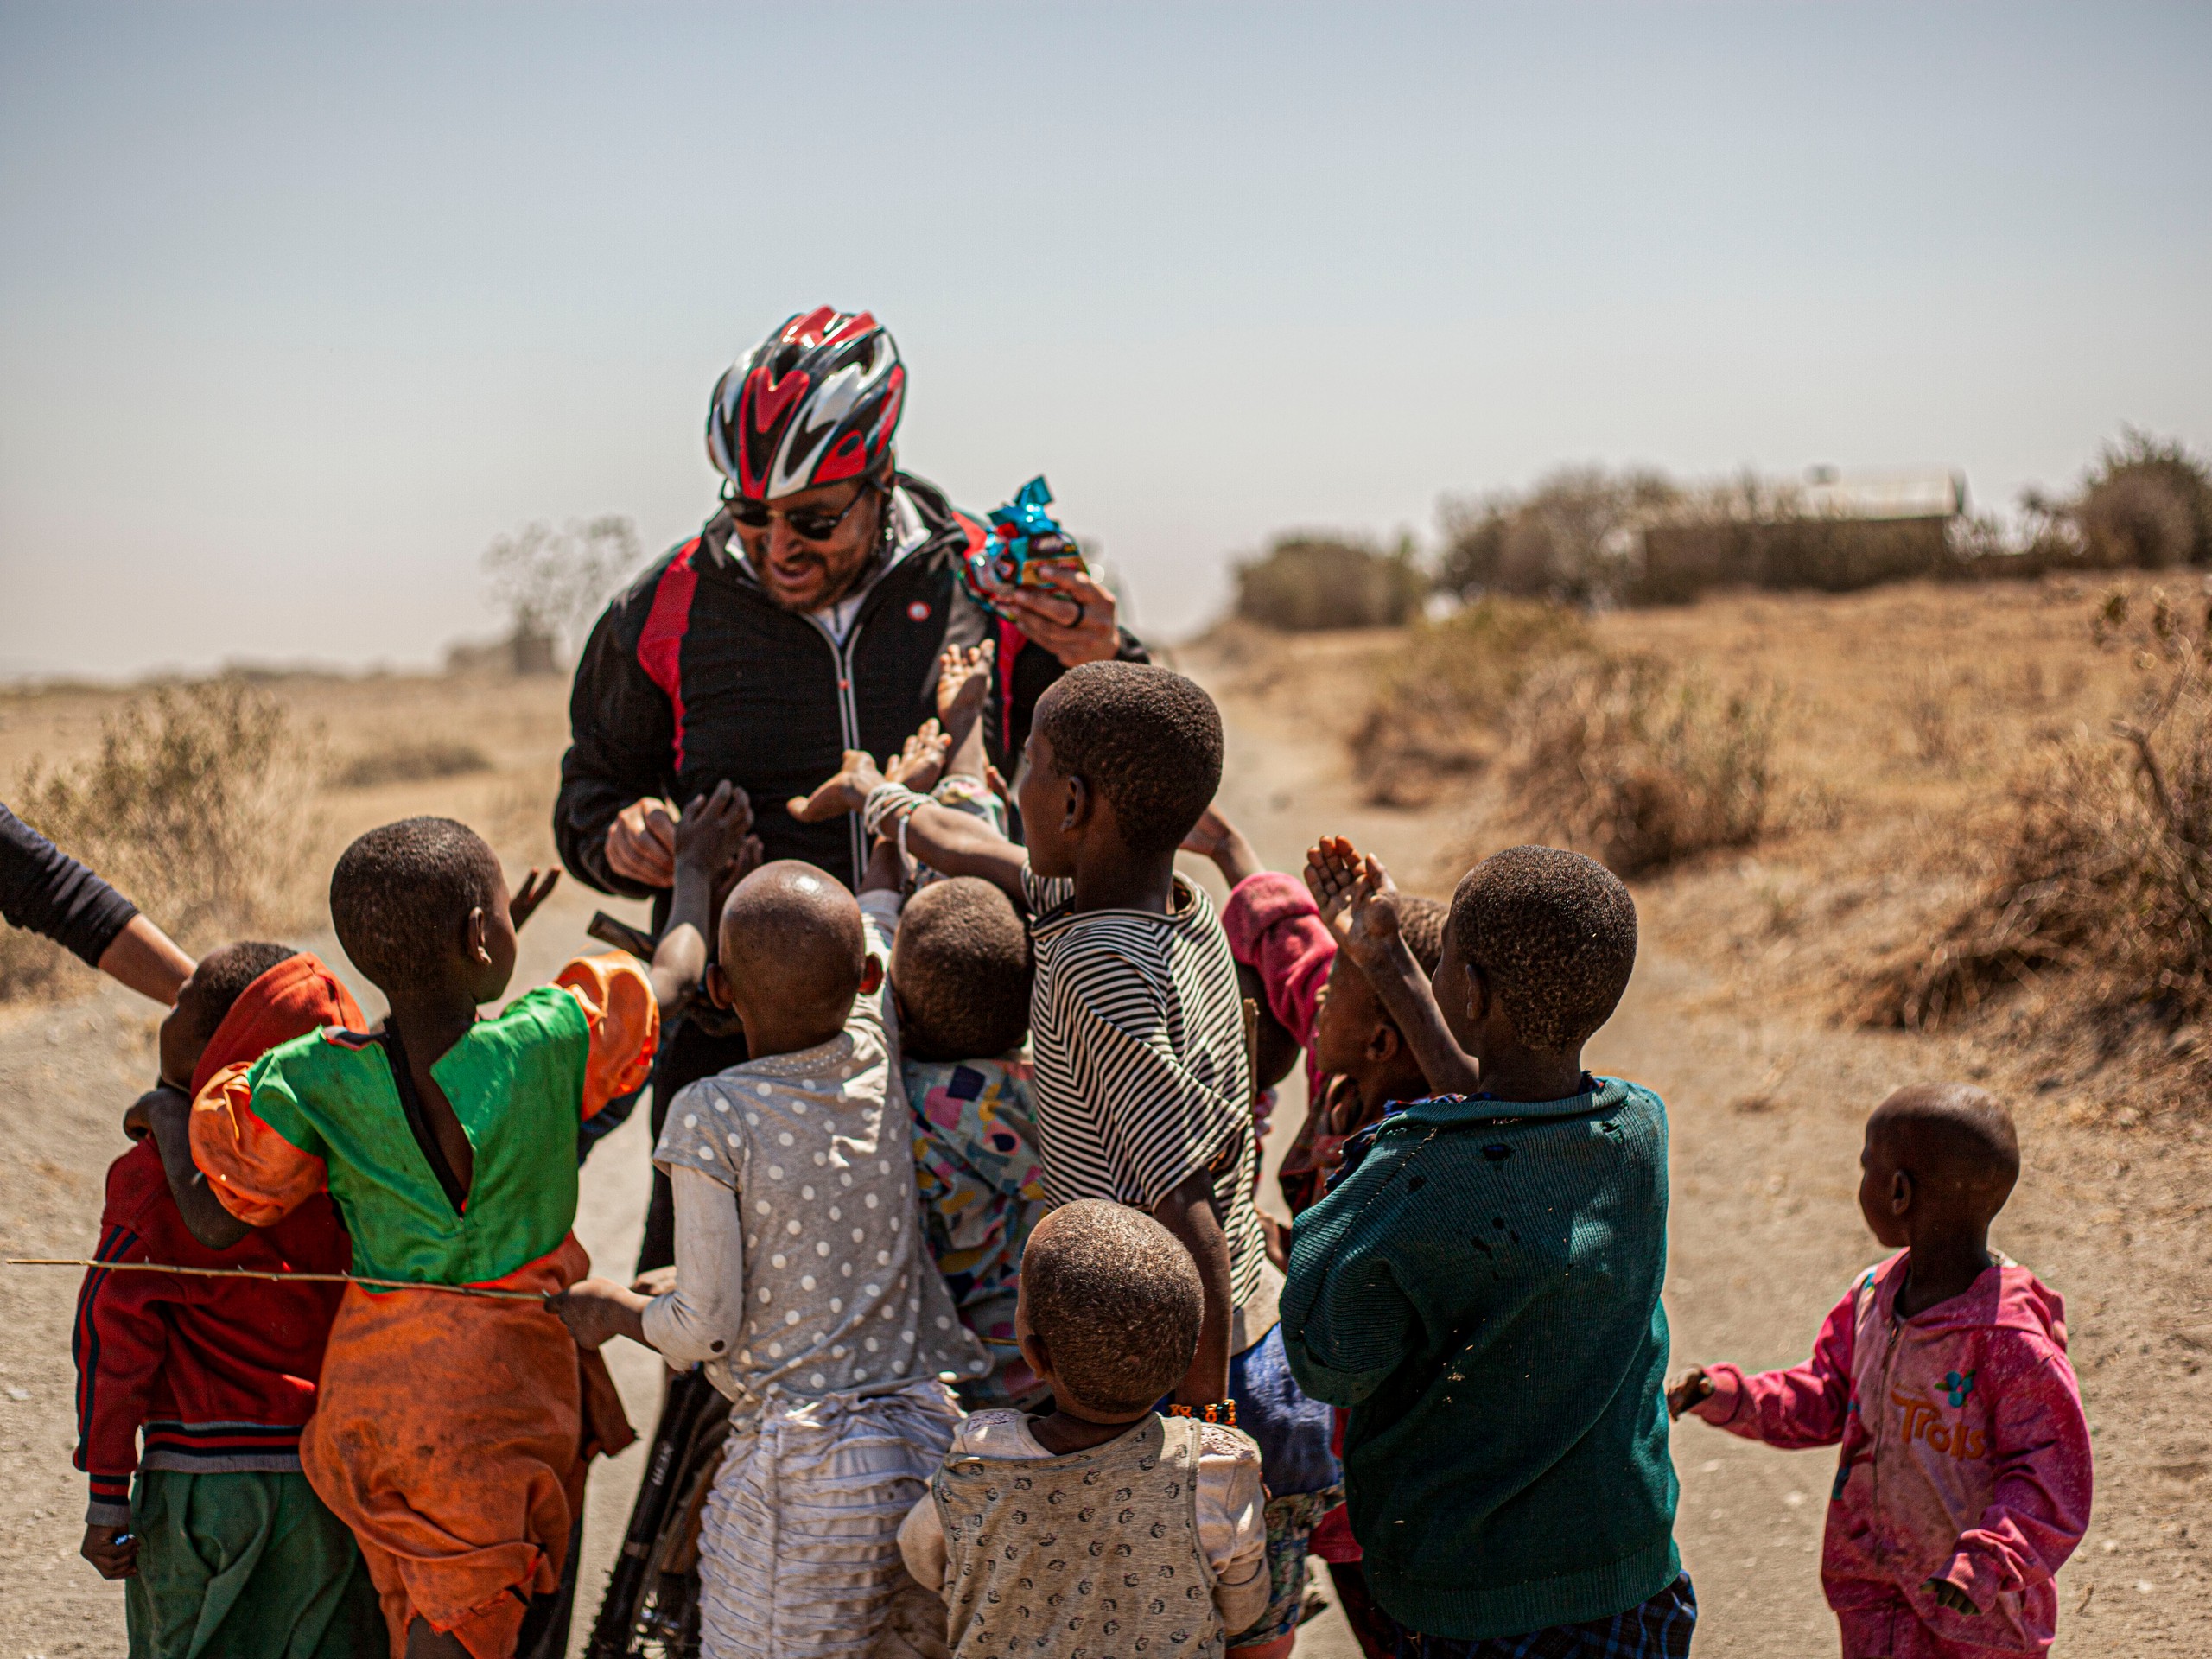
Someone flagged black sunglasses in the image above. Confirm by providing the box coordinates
[725,481,881,543]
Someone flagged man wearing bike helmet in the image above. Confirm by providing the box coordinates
[555,306,1145,1268]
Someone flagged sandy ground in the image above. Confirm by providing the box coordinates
[3,642,2208,1656]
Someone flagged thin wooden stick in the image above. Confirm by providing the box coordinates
[7,1257,546,1301]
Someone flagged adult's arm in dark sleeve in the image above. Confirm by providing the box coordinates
[1,804,141,967]
[996,626,1150,771]
[554,597,678,898]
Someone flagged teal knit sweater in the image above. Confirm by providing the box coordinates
[1280,1077,1680,1640]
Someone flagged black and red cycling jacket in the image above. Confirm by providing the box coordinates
[555,472,1147,900]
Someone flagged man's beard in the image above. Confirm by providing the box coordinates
[748,499,885,613]
[775,545,879,613]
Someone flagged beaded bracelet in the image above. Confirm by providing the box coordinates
[862,780,930,842]
[1167,1402,1237,1427]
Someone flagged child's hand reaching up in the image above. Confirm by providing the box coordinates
[674,781,755,882]
[885,719,951,795]
[787,748,890,823]
[1179,804,1262,887]
[936,640,995,732]
[644,781,757,1015]
[1305,833,1483,1097]
[1305,836,1403,969]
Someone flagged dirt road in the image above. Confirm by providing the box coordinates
[3,657,2206,1655]
[1189,649,2212,1658]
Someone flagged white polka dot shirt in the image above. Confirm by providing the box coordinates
[650,918,987,1402]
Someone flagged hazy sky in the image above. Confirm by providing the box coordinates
[3,2,2208,678]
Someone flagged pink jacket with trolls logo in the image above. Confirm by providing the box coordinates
[1694,1251,2091,1658]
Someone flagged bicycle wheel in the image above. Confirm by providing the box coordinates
[586,1367,730,1659]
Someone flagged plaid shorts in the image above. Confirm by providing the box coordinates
[1378,1573,1698,1659]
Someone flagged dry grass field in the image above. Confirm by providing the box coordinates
[3,575,2208,1655]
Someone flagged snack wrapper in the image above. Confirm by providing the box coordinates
[960,476,1084,619]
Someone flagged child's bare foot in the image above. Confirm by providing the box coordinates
[885,719,950,794]
[1304,836,1403,966]
[936,640,995,734]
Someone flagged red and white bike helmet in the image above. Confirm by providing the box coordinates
[706,308,906,499]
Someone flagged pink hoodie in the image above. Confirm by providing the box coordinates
[1694,1250,2092,1658]
[1222,871,1335,1069]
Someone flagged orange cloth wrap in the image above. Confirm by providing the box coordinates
[302,1233,593,1659]
[189,1059,330,1227]
[555,950,659,1119]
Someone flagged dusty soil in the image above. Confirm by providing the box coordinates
[1185,613,2212,1657]
[4,595,2209,1655]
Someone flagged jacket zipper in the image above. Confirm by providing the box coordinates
[803,612,869,881]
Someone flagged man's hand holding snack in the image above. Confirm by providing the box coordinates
[1004,562,1121,667]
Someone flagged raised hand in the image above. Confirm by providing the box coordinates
[1304,835,1402,966]
[786,748,890,823]
[1666,1366,1715,1421]
[936,640,996,729]
[1179,804,1262,887]
[673,782,755,893]
[884,719,951,795]
[709,834,767,923]
[508,868,562,932]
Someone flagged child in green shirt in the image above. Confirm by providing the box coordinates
[1282,838,1693,1656]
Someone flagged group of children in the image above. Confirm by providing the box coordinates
[69,653,2094,1659]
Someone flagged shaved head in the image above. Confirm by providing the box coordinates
[719,860,867,1020]
[1869,1083,2021,1223]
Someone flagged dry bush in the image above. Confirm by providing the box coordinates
[1503,654,1783,876]
[1,682,323,1000]
[334,737,493,790]
[1351,599,1592,806]
[1862,643,2212,1037]
[1893,662,1987,770]
[1438,466,1679,604]
[1233,534,1426,632]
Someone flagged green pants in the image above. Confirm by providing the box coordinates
[126,1468,385,1659]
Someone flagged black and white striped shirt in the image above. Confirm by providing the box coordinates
[1023,867,1267,1314]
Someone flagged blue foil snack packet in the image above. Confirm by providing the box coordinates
[962,476,1084,618]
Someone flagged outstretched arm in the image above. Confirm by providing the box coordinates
[1306,836,1481,1096]
[96,915,196,1007]
[647,782,756,1014]
[790,748,1028,899]
[935,641,996,783]
[1180,804,1265,890]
